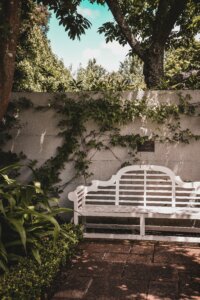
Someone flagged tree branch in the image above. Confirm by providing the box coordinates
[105,0,144,60]
[152,0,188,45]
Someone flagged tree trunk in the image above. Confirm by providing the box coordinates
[143,44,165,89]
[0,0,21,122]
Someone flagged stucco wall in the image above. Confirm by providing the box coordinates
[5,91,200,210]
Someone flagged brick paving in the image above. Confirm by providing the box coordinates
[51,240,200,300]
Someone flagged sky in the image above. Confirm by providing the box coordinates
[47,0,130,74]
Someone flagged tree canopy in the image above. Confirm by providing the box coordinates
[165,40,200,89]
[1,0,200,121]
[36,0,200,88]
[13,0,73,92]
[73,57,145,91]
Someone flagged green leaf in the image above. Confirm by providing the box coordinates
[0,241,7,262]
[8,218,26,250]
[0,163,21,174]
[1,174,15,185]
[0,259,8,272]
[48,207,72,216]
[0,200,5,216]
[34,181,43,194]
[7,253,23,262]
[4,194,16,209]
[31,248,41,264]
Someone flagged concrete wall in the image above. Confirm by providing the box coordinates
[5,91,200,209]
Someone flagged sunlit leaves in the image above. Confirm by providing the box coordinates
[14,1,73,92]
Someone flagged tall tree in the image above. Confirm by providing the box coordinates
[13,1,73,92]
[98,0,200,88]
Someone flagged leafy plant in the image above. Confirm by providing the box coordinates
[0,164,70,272]
[0,224,82,300]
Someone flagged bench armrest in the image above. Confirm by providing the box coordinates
[175,176,200,192]
[68,185,86,205]
[68,191,77,202]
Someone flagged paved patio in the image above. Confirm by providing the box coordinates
[52,240,200,299]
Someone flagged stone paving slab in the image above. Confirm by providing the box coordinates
[147,281,178,300]
[84,278,148,300]
[52,240,200,300]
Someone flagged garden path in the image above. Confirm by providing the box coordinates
[51,239,200,299]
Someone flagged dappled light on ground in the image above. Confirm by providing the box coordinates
[51,240,200,299]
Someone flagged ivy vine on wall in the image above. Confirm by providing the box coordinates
[30,92,200,196]
[0,92,199,195]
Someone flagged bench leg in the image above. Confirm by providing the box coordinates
[140,216,145,236]
[74,212,79,225]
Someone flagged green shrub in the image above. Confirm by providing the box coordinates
[0,164,70,272]
[0,224,82,300]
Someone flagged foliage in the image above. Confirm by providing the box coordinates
[0,224,82,300]
[33,92,200,194]
[13,0,73,92]
[0,97,33,148]
[0,164,71,272]
[8,0,200,95]
[71,57,145,92]
[163,40,200,89]
[37,0,92,40]
[118,55,145,90]
[33,1,200,52]
[12,0,196,89]
[98,1,200,49]
[94,1,200,86]
[74,59,107,91]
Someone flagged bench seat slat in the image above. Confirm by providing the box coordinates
[121,173,169,177]
[85,199,200,205]
[120,179,171,182]
[80,205,200,219]
[86,194,115,197]
[119,184,173,188]
[85,199,115,203]
[119,195,173,199]
[119,189,172,193]
[176,195,199,198]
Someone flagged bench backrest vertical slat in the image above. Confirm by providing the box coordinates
[82,187,87,207]
[172,180,176,208]
[115,179,119,205]
[144,170,147,208]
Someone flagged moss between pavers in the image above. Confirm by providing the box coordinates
[0,224,82,300]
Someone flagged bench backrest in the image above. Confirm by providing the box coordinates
[82,165,200,208]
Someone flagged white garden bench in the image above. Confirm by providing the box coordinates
[68,165,200,242]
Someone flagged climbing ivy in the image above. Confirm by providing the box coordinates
[32,92,200,195]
